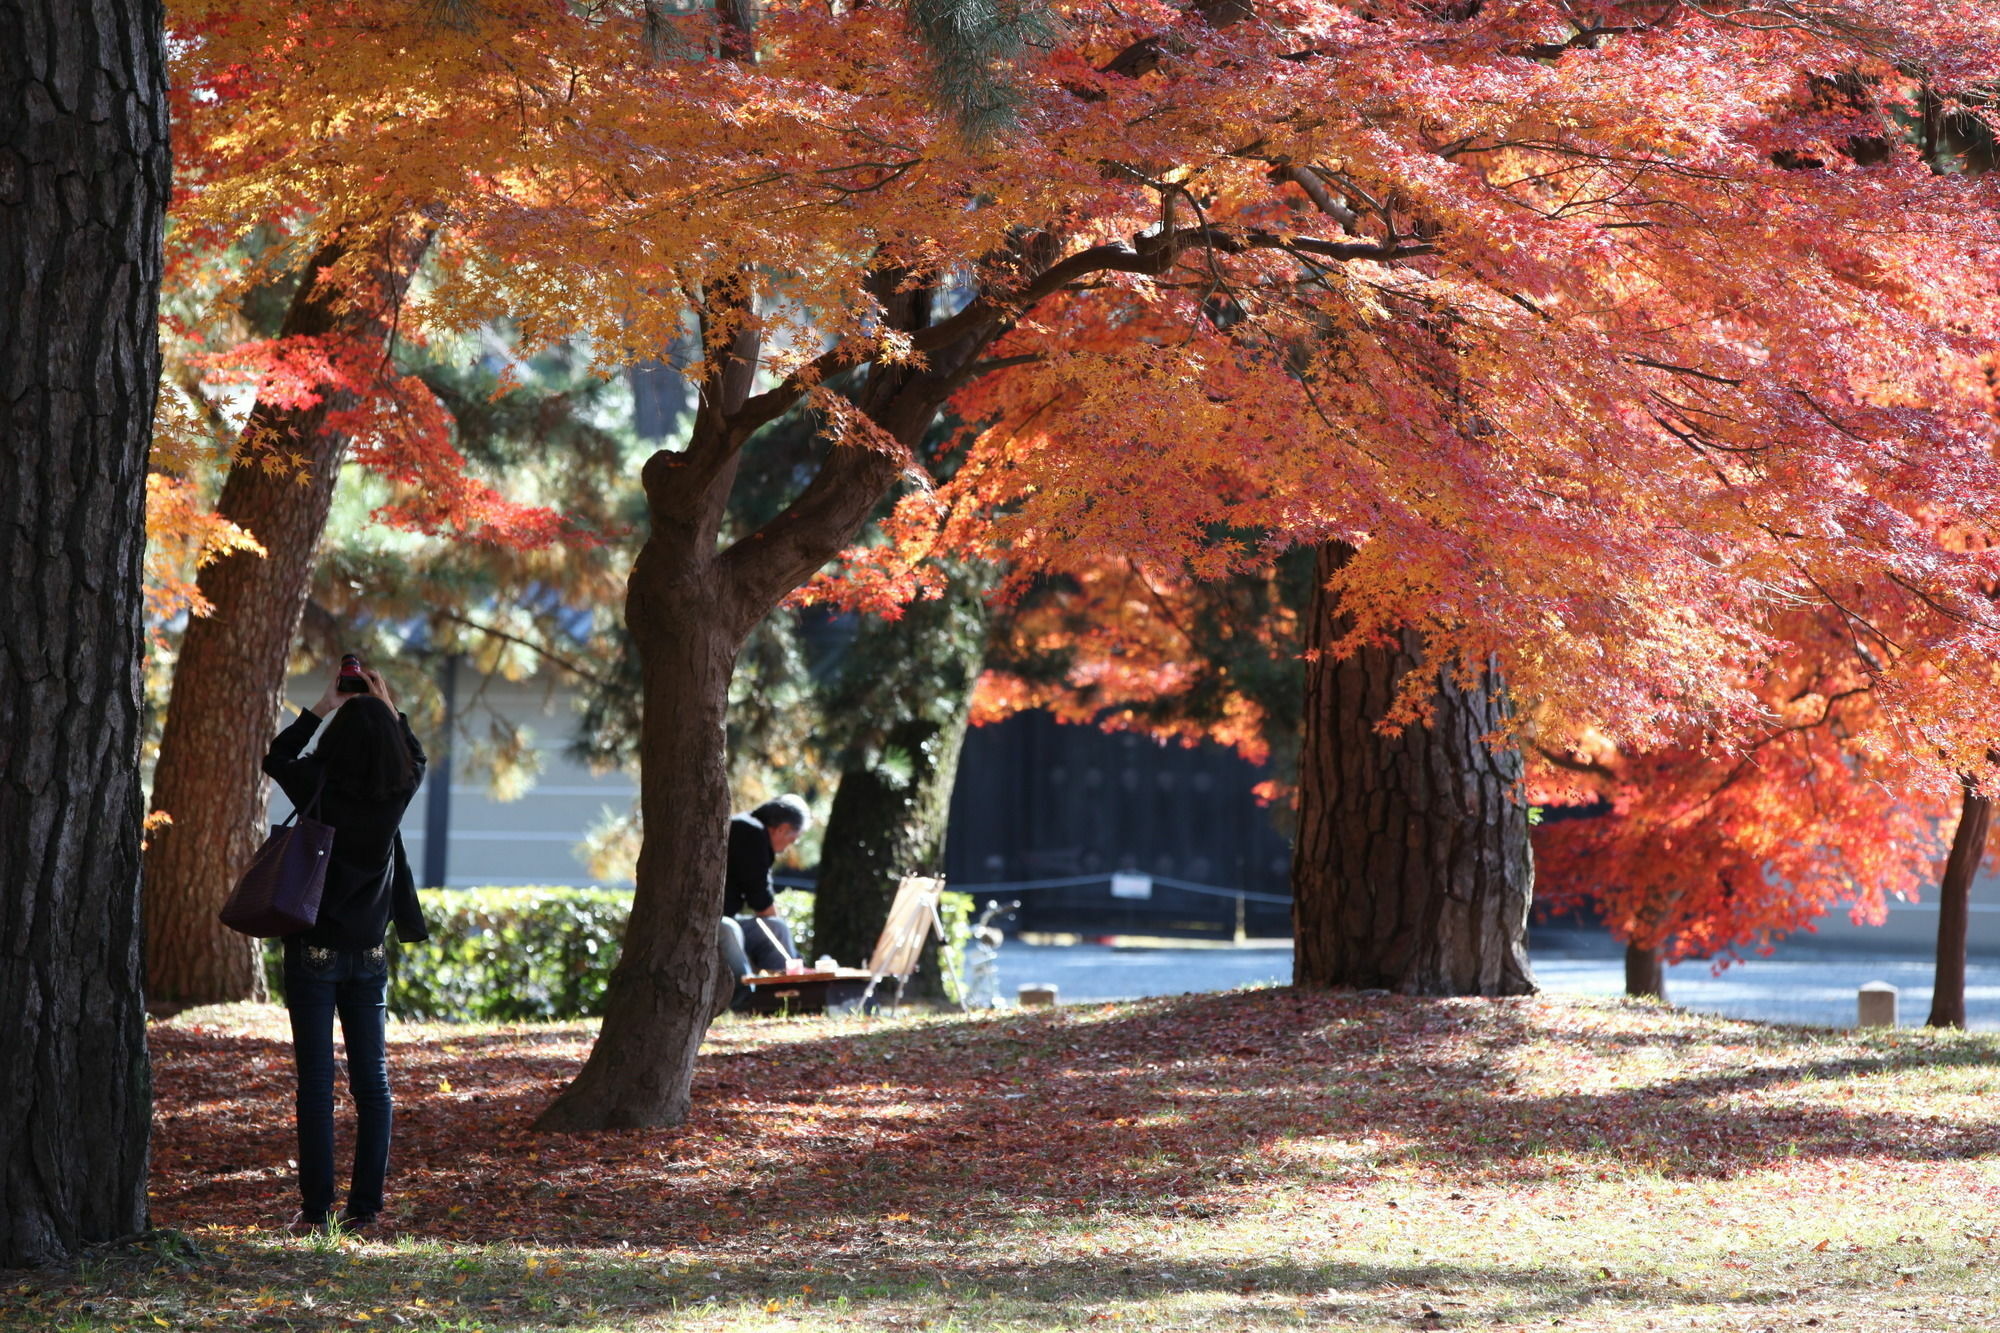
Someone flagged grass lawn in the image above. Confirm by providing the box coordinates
[7,988,2000,1332]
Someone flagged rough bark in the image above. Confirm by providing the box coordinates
[1291,542,1537,996]
[1624,941,1666,1001]
[0,0,166,1265]
[814,722,952,963]
[1927,782,1989,1030]
[143,233,426,1008]
[534,564,746,1129]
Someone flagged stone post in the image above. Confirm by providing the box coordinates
[1857,981,1898,1028]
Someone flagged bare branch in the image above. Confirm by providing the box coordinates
[433,610,613,687]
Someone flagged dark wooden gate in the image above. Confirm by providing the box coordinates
[943,712,1294,938]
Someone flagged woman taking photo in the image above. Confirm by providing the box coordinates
[262,661,429,1234]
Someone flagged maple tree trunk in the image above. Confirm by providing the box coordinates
[536,436,907,1128]
[537,274,948,1131]
[1291,542,1536,997]
[0,0,166,1264]
[1624,942,1666,1001]
[1927,782,1990,1030]
[144,237,422,1008]
[536,562,742,1130]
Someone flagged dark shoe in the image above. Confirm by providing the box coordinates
[287,1211,330,1235]
[335,1210,378,1236]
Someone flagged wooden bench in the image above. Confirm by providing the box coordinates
[738,966,875,1016]
[736,874,948,1016]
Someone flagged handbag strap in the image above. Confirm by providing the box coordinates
[278,770,330,827]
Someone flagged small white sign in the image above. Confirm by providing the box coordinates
[1110,872,1153,900]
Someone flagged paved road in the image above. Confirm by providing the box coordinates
[988,934,2000,1030]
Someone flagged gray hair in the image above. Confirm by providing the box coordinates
[752,794,812,834]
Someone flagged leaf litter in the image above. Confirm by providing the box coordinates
[9,988,2000,1331]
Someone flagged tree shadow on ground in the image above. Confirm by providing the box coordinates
[148,989,2000,1251]
[34,1233,1910,1333]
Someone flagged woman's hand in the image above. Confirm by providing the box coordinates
[309,671,346,718]
[360,666,398,713]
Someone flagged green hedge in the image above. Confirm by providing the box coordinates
[265,887,633,1021]
[260,884,992,1022]
[395,886,633,1021]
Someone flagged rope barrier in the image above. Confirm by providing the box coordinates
[773,871,1291,905]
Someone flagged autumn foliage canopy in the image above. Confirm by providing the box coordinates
[167,0,2000,958]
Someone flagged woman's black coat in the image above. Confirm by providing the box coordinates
[263,707,431,949]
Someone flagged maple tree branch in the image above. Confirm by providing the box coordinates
[909,225,1430,355]
[1649,406,1768,460]
[1884,571,2000,635]
[1271,235,1438,262]
[1648,682,1875,832]
[1532,742,1619,782]
[1124,559,1198,643]
[1626,356,1744,386]
[1509,19,1660,60]
[1453,138,1736,184]
[681,276,764,478]
[731,340,863,440]
[1271,165,1359,229]
[964,352,1044,378]
[1794,565,1907,659]
[808,157,925,196]
[717,433,912,627]
[431,610,613,688]
[171,364,236,446]
[1682,0,1886,39]
[722,266,990,623]
[1788,388,1868,442]
[905,236,1177,353]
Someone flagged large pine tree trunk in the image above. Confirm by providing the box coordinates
[815,712,976,993]
[144,236,423,1007]
[1291,542,1536,996]
[812,584,989,988]
[0,0,166,1264]
[1927,782,1989,1030]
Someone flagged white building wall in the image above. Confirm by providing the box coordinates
[1783,867,2000,957]
[275,665,636,889]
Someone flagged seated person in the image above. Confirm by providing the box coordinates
[719,795,810,998]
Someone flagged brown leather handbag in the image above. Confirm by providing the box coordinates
[218,776,334,938]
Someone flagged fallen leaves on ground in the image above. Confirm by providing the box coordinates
[9,988,2000,1331]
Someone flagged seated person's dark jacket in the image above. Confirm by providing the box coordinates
[263,708,430,948]
[722,813,776,917]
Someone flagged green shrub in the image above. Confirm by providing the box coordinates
[396,886,633,1021]
[260,883,957,1021]
[937,890,975,1004]
[264,886,631,1021]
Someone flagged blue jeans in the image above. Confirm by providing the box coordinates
[284,941,392,1221]
[720,914,796,977]
[719,915,797,1010]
